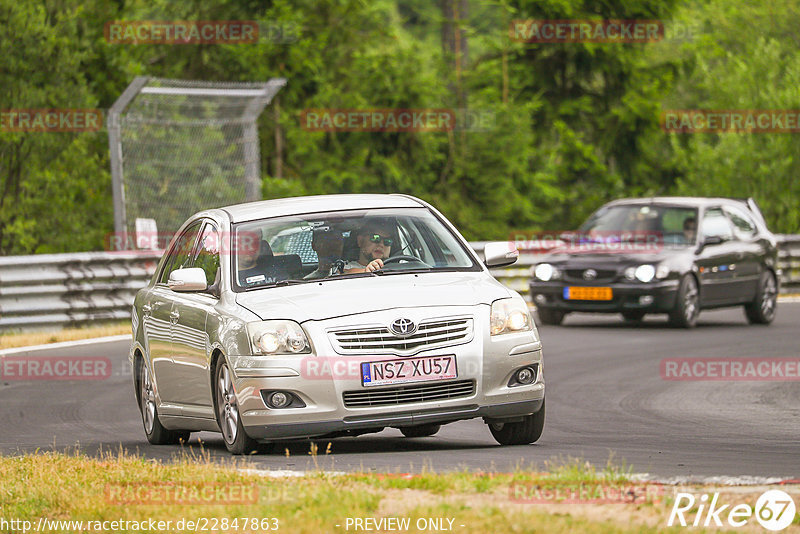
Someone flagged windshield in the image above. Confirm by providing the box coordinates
[230,207,478,291]
[578,204,699,248]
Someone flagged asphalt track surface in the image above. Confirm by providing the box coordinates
[1,303,798,478]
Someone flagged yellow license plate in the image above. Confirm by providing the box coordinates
[564,286,613,300]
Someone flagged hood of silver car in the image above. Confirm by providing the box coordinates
[235,271,510,322]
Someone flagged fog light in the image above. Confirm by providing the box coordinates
[534,294,547,304]
[516,367,535,385]
[268,391,290,408]
[639,295,654,306]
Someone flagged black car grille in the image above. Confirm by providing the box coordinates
[343,380,475,407]
[564,269,618,282]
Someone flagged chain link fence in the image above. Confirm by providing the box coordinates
[108,77,285,244]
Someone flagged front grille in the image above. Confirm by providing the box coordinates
[330,316,473,356]
[343,380,475,407]
[565,269,618,282]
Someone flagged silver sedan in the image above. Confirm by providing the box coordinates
[130,194,545,454]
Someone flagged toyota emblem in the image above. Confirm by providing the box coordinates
[389,318,416,337]
[583,269,597,281]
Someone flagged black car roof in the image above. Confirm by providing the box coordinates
[602,197,749,208]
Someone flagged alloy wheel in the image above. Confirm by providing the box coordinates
[217,363,239,444]
[140,363,156,435]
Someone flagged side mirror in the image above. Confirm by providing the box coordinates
[702,235,724,247]
[483,242,520,268]
[168,267,208,292]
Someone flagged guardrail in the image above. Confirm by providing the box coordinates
[0,236,798,332]
[0,251,161,331]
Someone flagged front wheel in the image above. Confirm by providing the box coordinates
[488,400,545,445]
[744,270,777,324]
[668,275,699,328]
[137,356,190,445]
[214,357,260,455]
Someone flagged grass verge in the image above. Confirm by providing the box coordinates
[2,451,797,533]
[0,322,130,350]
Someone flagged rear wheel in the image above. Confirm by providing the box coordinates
[488,400,545,446]
[400,424,441,438]
[214,357,259,455]
[668,275,699,328]
[537,309,565,325]
[137,356,190,445]
[745,270,777,324]
[621,311,646,323]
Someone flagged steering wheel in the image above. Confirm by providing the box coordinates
[383,255,430,268]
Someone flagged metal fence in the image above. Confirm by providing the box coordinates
[1,237,798,332]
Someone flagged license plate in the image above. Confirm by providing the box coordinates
[361,355,457,387]
[564,286,613,300]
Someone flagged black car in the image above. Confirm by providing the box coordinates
[529,197,779,328]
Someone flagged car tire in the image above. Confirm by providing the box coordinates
[137,356,190,445]
[214,356,260,455]
[744,270,777,325]
[621,311,646,323]
[488,400,545,446]
[668,275,699,328]
[537,309,565,325]
[399,424,441,438]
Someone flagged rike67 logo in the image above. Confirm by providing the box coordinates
[668,490,797,531]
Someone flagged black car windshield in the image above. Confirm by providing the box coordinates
[230,207,478,291]
[577,204,700,249]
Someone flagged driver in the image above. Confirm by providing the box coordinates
[683,216,697,244]
[344,220,393,273]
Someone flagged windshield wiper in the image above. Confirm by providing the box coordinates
[244,279,312,291]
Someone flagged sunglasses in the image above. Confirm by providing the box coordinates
[368,234,393,247]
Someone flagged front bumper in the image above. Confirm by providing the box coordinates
[530,279,680,313]
[228,306,545,441]
[243,398,544,440]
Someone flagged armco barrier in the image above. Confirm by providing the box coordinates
[0,251,161,331]
[0,236,798,332]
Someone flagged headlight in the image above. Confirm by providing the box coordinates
[247,320,311,355]
[490,298,534,336]
[534,263,560,281]
[655,264,670,279]
[634,264,656,283]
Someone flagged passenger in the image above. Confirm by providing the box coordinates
[238,238,272,286]
[344,220,394,273]
[304,226,346,279]
[683,217,697,244]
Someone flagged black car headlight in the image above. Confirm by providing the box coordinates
[534,263,561,281]
[625,264,655,283]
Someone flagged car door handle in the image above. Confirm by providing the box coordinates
[169,310,180,323]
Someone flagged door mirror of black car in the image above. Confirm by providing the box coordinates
[700,235,725,249]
